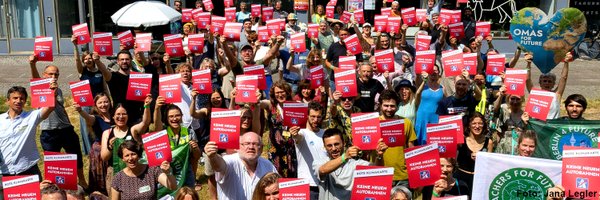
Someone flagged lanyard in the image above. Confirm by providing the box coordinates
[511,129,517,155]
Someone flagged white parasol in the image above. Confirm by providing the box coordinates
[111,1,181,27]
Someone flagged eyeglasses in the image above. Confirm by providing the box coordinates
[340,97,353,102]
[241,142,262,147]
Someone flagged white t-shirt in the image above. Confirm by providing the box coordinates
[547,94,560,120]
[295,129,328,187]
[173,83,200,130]
[216,153,277,200]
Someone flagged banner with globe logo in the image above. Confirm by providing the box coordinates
[528,119,600,160]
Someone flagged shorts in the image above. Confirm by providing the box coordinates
[41,126,84,168]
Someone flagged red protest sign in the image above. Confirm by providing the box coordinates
[188,33,205,54]
[374,15,388,33]
[381,8,391,16]
[182,8,193,23]
[310,65,324,89]
[135,33,152,52]
[126,72,152,101]
[291,33,306,53]
[438,115,464,144]
[279,178,310,200]
[69,80,94,107]
[380,119,405,147]
[448,22,465,39]
[44,152,78,190]
[224,0,234,7]
[442,50,464,77]
[118,30,134,50]
[438,9,452,26]
[327,0,338,6]
[387,16,402,34]
[273,18,286,30]
[34,36,53,62]
[2,175,40,200]
[344,34,363,55]
[562,146,600,199]
[476,21,491,37]
[267,20,282,36]
[307,24,319,39]
[30,78,55,108]
[334,69,358,97]
[164,34,185,57]
[341,11,352,24]
[504,69,528,96]
[194,12,211,30]
[202,0,214,11]
[415,50,436,75]
[72,23,90,45]
[262,7,274,22]
[416,9,427,22]
[294,0,309,11]
[159,74,182,103]
[339,56,357,70]
[224,22,243,41]
[326,6,335,18]
[93,32,113,56]
[405,144,442,188]
[354,9,365,24]
[426,123,459,158]
[283,102,308,127]
[486,54,505,75]
[192,69,212,94]
[251,4,261,17]
[351,166,394,199]
[351,112,381,150]
[375,49,395,73]
[141,130,172,167]
[243,65,267,90]
[257,26,270,42]
[401,7,417,26]
[210,108,241,149]
[211,16,227,35]
[462,53,478,75]
[450,10,462,24]
[224,8,236,22]
[235,75,259,103]
[415,35,431,51]
[525,88,555,121]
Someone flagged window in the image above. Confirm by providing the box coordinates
[0,0,7,38]
[9,0,41,38]
[57,0,79,38]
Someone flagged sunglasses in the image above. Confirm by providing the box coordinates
[340,97,353,102]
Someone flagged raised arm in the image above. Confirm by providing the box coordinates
[163,53,174,74]
[485,35,495,50]
[131,95,153,140]
[204,141,228,174]
[157,161,177,190]
[72,35,84,74]
[319,146,360,176]
[555,52,572,99]
[414,74,427,109]
[29,55,41,79]
[153,96,165,131]
[220,34,239,71]
[40,84,57,120]
[100,129,113,161]
[493,86,506,114]
[74,103,95,127]
[96,53,113,82]
[262,36,285,65]
[524,53,534,92]
[508,48,521,68]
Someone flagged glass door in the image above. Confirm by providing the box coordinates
[7,0,42,53]
[0,0,9,54]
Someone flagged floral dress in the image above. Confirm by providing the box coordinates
[267,105,297,178]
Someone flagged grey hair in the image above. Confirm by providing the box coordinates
[66,185,85,200]
[539,73,557,82]
[390,185,412,200]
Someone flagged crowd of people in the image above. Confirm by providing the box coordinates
[0,0,593,200]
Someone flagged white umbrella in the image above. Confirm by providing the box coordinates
[111,1,181,27]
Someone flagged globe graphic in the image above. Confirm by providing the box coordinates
[501,179,544,200]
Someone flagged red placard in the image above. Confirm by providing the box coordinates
[283,102,308,127]
[192,69,212,94]
[426,123,458,158]
[44,152,78,190]
[450,10,462,24]
[401,7,417,26]
[243,65,267,90]
[210,109,241,149]
[294,0,309,11]
[339,56,357,70]
[279,178,310,200]
[224,0,234,7]
[2,175,40,200]
[224,22,243,41]
[274,18,286,30]
[34,37,53,62]
[135,33,152,52]
[326,6,335,18]
[211,16,227,35]
[442,50,464,77]
[375,49,395,73]
[415,50,436,75]
[405,144,442,188]
[202,0,214,11]
[164,34,184,57]
[334,69,358,97]
[117,30,134,50]
[307,24,319,39]
[225,8,236,22]
[188,33,205,54]
[291,33,306,53]
[327,0,338,6]
[267,20,282,36]
[416,9,427,22]
[341,11,352,24]
[354,9,365,24]
[126,72,152,101]
[72,23,90,45]
[351,112,381,150]
[374,15,388,32]
[344,34,363,55]
[438,9,452,26]
[525,88,555,121]
[141,130,172,167]
[251,4,261,17]
[486,54,505,75]
[438,115,464,144]
[448,22,465,39]
[257,26,270,42]
[380,119,405,147]
[462,53,478,75]
[182,8,193,23]
[504,69,528,96]
[93,32,113,56]
[30,78,55,108]
[69,80,94,107]
[159,74,182,103]
[387,16,402,34]
[415,35,431,51]
[562,146,600,199]
[194,12,211,30]
[351,166,394,199]
[381,8,391,16]
[457,0,468,3]
[235,75,259,103]
[309,65,324,89]
[476,21,491,37]
[262,7,274,22]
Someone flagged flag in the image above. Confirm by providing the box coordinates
[157,144,191,198]
[529,119,600,160]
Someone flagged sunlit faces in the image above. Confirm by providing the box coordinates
[239,132,263,161]
[263,183,279,200]
[319,23,328,33]
[440,158,454,176]
[469,117,484,136]
[381,99,398,118]
[273,87,287,103]
[338,29,349,40]
[43,66,60,82]
[95,95,111,113]
[167,108,183,129]
[566,100,585,119]
[240,109,253,130]
[341,97,354,110]
[113,106,129,127]
[301,88,311,99]
[178,65,192,84]
[399,87,412,102]
[83,54,93,66]
[121,147,140,169]
[308,109,323,130]
[539,76,555,91]
[428,0,435,8]
[391,191,409,200]
[473,74,485,86]
[359,65,374,80]
[518,138,536,157]
[380,36,390,49]
[117,53,132,71]
[241,48,254,62]
[454,79,469,98]
[323,134,344,159]
[183,25,191,35]
[210,92,222,108]
[6,91,26,113]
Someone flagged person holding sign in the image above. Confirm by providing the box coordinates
[414,66,446,145]
[251,172,281,200]
[436,75,482,129]
[492,85,527,155]
[423,157,470,198]
[314,128,388,200]
[455,113,494,193]
[310,21,336,51]
[561,94,587,120]
[525,52,572,120]
[111,140,177,199]
[327,90,361,147]
[204,132,277,200]
[394,79,422,124]
[355,64,386,112]
[236,2,252,23]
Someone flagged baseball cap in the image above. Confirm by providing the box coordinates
[363,23,372,28]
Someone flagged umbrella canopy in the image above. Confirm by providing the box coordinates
[111,1,181,27]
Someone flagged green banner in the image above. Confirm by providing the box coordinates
[157,143,190,198]
[529,119,600,160]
